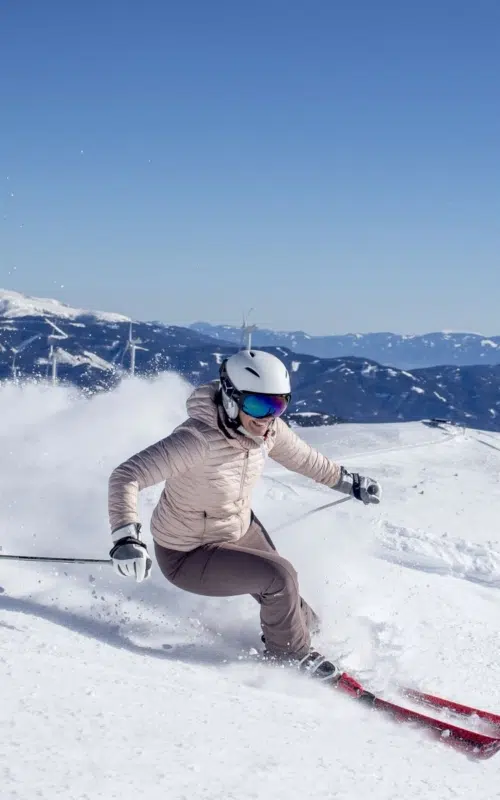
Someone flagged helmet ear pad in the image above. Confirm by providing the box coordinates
[221,389,240,420]
[219,359,242,420]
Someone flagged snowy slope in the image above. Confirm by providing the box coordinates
[1,375,500,799]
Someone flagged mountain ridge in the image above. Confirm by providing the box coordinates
[1,288,500,431]
[189,321,500,369]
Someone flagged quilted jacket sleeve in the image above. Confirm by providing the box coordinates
[108,425,207,532]
[268,419,341,488]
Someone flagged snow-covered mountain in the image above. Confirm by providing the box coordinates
[1,375,500,798]
[0,289,227,393]
[190,321,500,369]
[0,288,132,323]
[2,289,500,431]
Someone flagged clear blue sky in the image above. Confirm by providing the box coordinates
[1,0,499,334]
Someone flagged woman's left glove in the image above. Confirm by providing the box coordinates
[334,466,382,504]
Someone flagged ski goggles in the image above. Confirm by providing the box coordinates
[239,392,290,419]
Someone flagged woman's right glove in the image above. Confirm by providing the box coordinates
[109,523,152,582]
[334,466,382,504]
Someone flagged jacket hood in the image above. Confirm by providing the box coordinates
[186,382,220,428]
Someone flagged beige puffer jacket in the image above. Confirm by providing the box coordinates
[108,382,342,551]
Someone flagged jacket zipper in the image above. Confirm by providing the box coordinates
[239,451,249,499]
[239,451,250,535]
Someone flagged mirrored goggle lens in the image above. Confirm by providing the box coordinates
[240,393,290,419]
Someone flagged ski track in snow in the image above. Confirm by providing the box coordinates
[1,376,500,799]
[376,521,500,588]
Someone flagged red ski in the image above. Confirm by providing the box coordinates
[401,686,500,728]
[335,673,500,760]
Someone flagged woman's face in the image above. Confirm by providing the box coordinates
[238,410,273,437]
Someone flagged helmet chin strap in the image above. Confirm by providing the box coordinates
[238,425,266,442]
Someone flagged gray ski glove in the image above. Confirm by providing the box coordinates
[109,523,152,582]
[334,466,382,505]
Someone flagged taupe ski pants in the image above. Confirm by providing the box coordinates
[154,513,319,659]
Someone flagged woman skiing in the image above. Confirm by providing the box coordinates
[107,349,381,681]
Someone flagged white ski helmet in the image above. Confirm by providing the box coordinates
[219,349,291,420]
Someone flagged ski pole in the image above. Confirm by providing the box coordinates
[271,495,352,533]
[1,498,354,562]
[0,554,111,565]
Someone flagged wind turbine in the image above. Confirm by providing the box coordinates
[124,323,148,376]
[44,319,69,385]
[237,308,274,350]
[10,333,41,381]
[239,308,257,350]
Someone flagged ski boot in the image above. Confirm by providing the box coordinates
[297,650,342,683]
[261,635,342,683]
